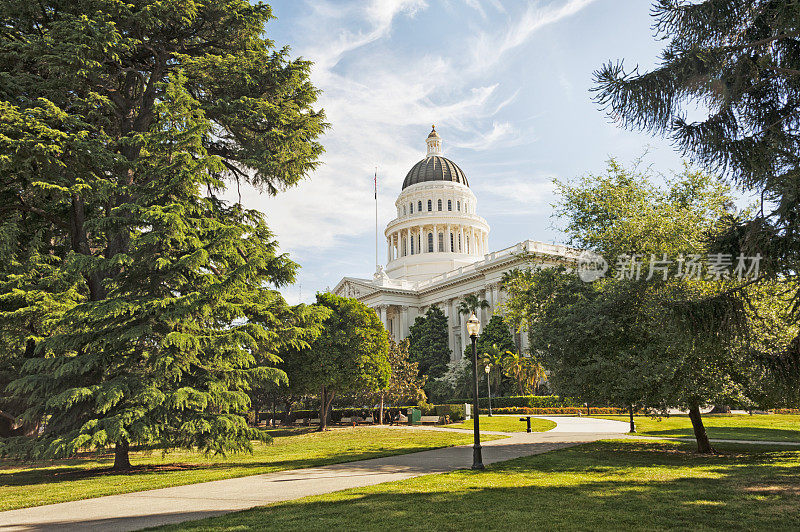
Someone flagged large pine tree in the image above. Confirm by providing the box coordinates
[0,1,325,469]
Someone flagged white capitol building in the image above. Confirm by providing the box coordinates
[334,126,575,360]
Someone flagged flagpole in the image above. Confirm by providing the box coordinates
[374,166,378,271]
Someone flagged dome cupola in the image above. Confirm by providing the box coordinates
[403,126,469,189]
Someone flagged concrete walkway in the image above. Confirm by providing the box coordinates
[0,417,628,532]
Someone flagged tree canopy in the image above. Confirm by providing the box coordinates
[592,0,800,386]
[407,305,451,379]
[281,293,390,431]
[0,1,326,469]
[507,160,767,452]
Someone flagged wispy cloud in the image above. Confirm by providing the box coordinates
[235,0,597,263]
[470,0,597,71]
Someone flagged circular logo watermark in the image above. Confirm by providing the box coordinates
[577,251,608,282]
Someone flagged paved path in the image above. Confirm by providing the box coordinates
[0,417,627,532]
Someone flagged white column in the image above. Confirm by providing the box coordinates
[459,226,464,253]
[433,224,437,252]
[378,305,388,330]
[400,306,409,339]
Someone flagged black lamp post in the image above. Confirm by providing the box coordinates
[485,364,493,417]
[467,312,484,470]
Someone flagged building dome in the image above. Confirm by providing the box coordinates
[402,156,469,189]
[402,125,468,189]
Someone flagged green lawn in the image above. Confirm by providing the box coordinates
[447,415,556,432]
[0,427,503,511]
[595,414,800,442]
[155,439,800,531]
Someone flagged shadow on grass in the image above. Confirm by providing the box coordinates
[645,427,800,442]
[153,440,800,532]
[0,443,462,489]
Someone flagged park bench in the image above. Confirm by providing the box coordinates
[420,415,440,424]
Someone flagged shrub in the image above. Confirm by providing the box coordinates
[435,404,466,422]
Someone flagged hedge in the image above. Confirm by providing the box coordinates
[488,407,628,415]
[445,395,580,409]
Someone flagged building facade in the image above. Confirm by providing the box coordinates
[333,126,576,360]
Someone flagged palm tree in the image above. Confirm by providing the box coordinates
[457,294,489,317]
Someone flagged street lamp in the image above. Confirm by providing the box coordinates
[484,364,493,417]
[466,312,484,470]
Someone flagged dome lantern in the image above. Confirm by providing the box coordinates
[426,124,442,157]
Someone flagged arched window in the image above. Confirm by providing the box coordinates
[427,232,434,253]
[418,200,422,212]
[438,232,444,251]
[427,199,432,211]
[437,199,442,211]
[448,200,452,211]
[457,201,461,211]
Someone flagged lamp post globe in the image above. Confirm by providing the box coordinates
[467,312,483,470]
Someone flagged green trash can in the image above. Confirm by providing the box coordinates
[407,408,421,425]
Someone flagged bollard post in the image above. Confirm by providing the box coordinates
[519,416,532,433]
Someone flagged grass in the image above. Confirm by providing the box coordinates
[0,427,503,511]
[447,415,556,432]
[594,414,800,442]
[154,439,800,531]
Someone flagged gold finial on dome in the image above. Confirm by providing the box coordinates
[427,124,440,139]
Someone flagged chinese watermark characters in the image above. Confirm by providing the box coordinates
[577,252,761,283]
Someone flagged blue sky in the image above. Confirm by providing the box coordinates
[231,1,715,304]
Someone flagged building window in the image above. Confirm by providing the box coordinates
[458,233,462,252]
[418,200,422,212]
[427,232,434,253]
[450,233,454,252]
[437,199,442,211]
[448,200,452,211]
[402,239,407,256]
[466,236,470,254]
[457,201,461,211]
[438,232,444,251]
[410,238,414,255]
[410,203,413,213]
[403,205,407,215]
[427,199,432,211]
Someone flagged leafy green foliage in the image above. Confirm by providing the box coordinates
[281,293,390,430]
[505,160,770,451]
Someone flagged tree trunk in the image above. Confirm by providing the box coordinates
[628,405,636,433]
[319,386,328,431]
[113,440,131,471]
[379,394,385,425]
[319,386,335,431]
[688,403,715,454]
